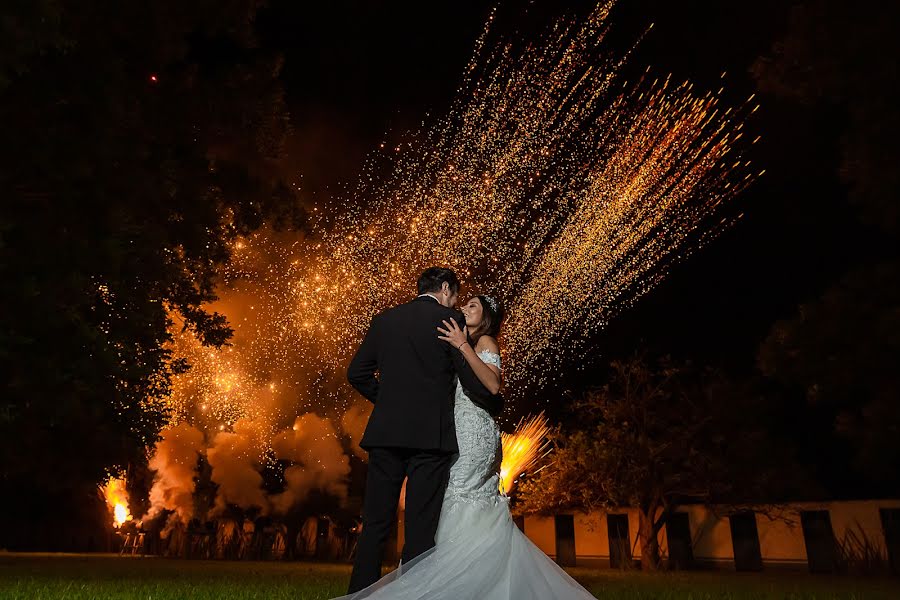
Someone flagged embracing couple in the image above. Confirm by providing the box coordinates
[335,267,594,599]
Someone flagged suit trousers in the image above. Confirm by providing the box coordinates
[347,447,453,594]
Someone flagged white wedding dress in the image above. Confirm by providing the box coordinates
[337,351,597,600]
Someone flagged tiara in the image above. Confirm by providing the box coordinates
[482,295,499,313]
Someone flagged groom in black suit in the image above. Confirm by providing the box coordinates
[346,267,501,593]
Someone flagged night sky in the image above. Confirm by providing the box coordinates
[254,0,874,397]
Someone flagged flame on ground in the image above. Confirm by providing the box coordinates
[499,413,552,493]
[102,476,132,528]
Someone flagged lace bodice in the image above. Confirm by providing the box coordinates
[444,350,504,509]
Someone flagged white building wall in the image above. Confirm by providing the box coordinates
[521,499,900,572]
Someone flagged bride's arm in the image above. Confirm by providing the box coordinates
[438,319,502,394]
[461,337,501,394]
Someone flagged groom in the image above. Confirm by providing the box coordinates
[346,267,501,593]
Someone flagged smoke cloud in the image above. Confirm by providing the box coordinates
[207,418,269,515]
[270,414,351,513]
[145,422,205,525]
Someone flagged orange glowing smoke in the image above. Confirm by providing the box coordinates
[499,413,551,493]
[102,476,132,528]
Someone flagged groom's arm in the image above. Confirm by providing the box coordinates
[347,316,380,403]
[449,314,504,417]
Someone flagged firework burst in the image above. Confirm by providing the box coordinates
[101,476,132,528]
[500,413,553,493]
[163,0,759,450]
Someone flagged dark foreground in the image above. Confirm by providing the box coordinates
[0,553,897,599]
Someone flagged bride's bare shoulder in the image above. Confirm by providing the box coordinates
[475,335,499,354]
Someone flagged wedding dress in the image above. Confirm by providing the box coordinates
[337,351,597,599]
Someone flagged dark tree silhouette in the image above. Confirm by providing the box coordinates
[753,1,900,495]
[759,263,900,489]
[753,1,900,232]
[0,1,302,549]
[515,356,792,570]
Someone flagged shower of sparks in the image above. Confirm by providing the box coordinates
[101,476,132,528]
[500,413,553,493]
[163,0,759,450]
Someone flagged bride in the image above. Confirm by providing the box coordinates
[336,295,596,599]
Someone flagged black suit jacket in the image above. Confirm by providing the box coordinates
[347,295,503,453]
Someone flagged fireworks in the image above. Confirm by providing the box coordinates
[500,414,553,493]
[101,476,132,528]
[161,0,758,452]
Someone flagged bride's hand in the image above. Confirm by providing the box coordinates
[437,319,468,350]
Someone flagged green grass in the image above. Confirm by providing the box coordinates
[0,553,897,599]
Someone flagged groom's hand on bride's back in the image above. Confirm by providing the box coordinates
[471,389,504,417]
[459,381,503,417]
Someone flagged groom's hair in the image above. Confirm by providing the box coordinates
[417,267,460,295]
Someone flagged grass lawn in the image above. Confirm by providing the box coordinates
[1,553,897,599]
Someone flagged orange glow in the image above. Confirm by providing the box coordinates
[499,413,551,493]
[101,476,132,528]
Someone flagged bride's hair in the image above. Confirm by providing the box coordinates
[469,295,504,343]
